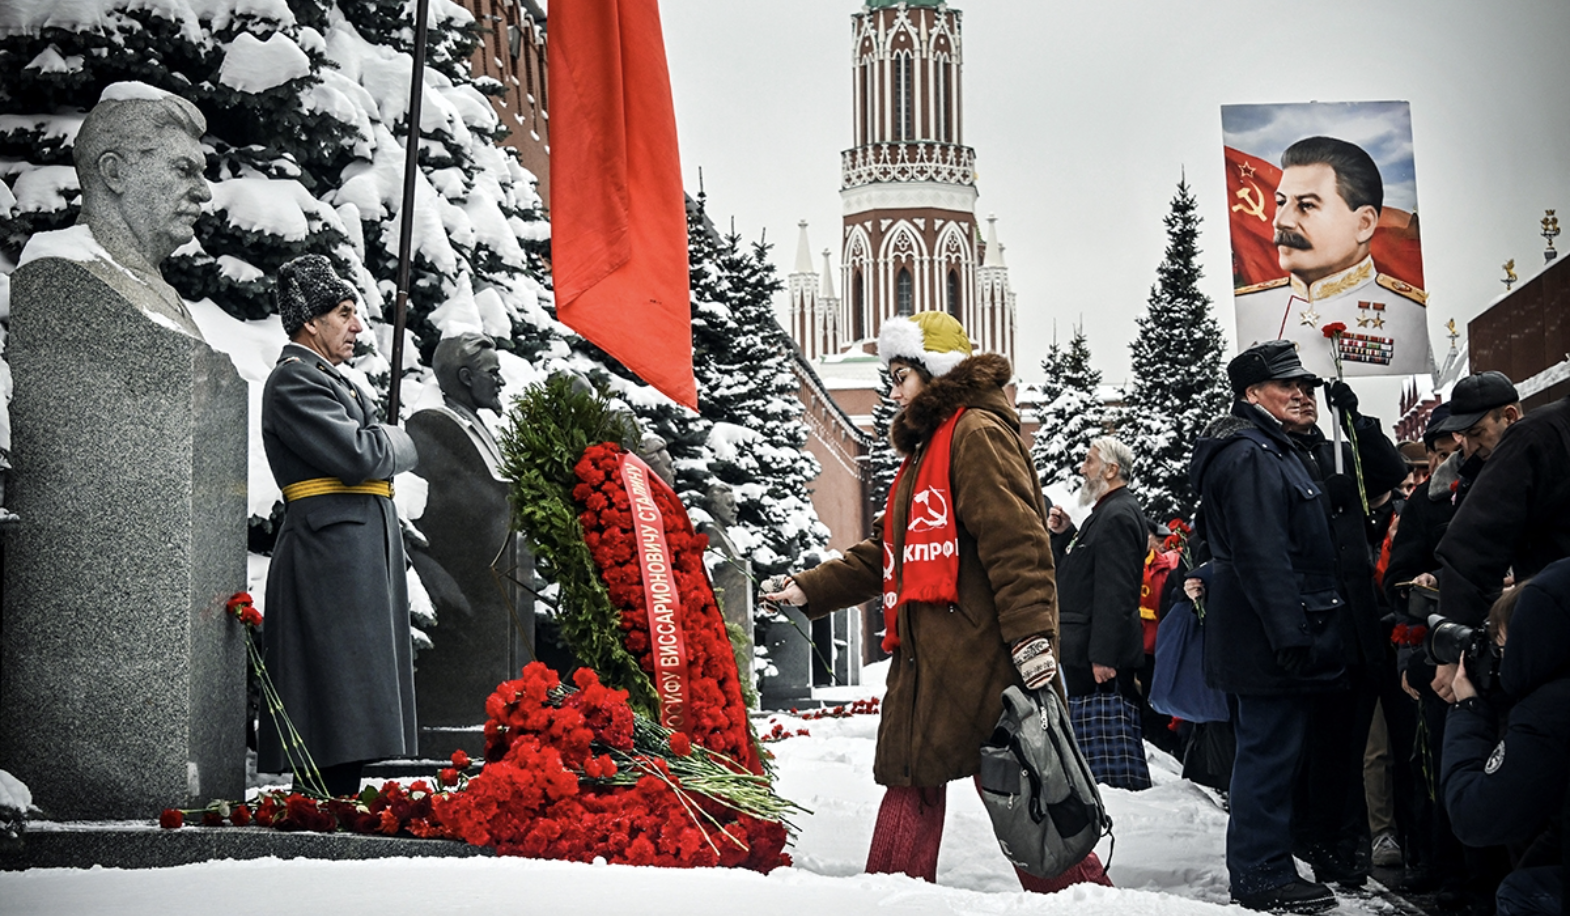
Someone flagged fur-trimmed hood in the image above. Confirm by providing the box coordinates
[890,353,1016,455]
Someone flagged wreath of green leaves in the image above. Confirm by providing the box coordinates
[497,375,658,717]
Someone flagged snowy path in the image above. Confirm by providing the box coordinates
[2,683,1405,915]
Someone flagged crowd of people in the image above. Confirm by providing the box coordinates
[764,320,1566,916]
[1078,347,1567,915]
[256,253,1569,915]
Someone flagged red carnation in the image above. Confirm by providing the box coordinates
[1321,322,1347,338]
[668,733,691,756]
[159,808,184,829]
[202,810,225,827]
[229,804,251,827]
[451,749,471,770]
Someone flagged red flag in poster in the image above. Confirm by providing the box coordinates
[1223,146,1284,290]
[549,0,696,409]
[1224,145,1425,293]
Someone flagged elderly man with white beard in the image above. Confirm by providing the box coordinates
[1047,437,1150,699]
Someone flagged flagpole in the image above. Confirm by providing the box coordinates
[387,0,432,424]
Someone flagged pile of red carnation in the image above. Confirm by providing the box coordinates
[761,721,811,743]
[161,779,445,837]
[435,663,788,871]
[796,697,880,720]
[573,443,761,774]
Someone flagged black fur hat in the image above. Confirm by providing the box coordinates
[1226,340,1321,397]
[277,254,356,336]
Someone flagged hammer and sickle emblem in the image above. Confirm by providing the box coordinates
[1231,182,1268,222]
[907,487,950,532]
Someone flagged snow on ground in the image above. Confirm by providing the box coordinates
[0,663,1403,916]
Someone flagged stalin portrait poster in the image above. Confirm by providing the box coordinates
[1221,101,1428,377]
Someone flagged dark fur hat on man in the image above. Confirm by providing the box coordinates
[1226,339,1322,397]
[277,254,357,336]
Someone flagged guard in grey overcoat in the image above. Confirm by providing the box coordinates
[258,255,419,795]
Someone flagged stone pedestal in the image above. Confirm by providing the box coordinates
[406,409,533,757]
[0,258,248,819]
[832,604,862,687]
[757,605,814,708]
[705,547,754,695]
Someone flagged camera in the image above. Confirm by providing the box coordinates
[1425,614,1502,694]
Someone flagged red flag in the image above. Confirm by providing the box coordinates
[1224,145,1425,293]
[549,0,695,409]
[1223,146,1283,289]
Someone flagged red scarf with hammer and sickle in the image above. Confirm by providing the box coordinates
[880,407,965,653]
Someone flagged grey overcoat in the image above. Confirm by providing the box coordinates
[258,343,419,772]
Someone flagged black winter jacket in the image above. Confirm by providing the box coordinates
[1442,558,1568,871]
[1189,401,1349,695]
[1287,415,1409,669]
[1438,399,1569,625]
[1382,451,1461,613]
[1051,485,1149,693]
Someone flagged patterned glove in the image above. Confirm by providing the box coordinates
[1011,636,1057,691]
[758,574,794,616]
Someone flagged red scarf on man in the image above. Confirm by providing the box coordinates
[880,408,965,653]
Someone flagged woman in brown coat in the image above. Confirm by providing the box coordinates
[764,312,1111,891]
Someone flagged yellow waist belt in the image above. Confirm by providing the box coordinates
[282,477,393,502]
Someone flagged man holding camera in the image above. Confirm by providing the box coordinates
[1441,559,1569,916]
[1432,376,1567,677]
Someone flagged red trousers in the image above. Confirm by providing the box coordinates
[865,781,1113,892]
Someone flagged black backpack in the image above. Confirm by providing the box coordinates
[978,685,1113,878]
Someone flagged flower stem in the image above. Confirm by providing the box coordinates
[244,628,328,798]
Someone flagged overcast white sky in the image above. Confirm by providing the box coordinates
[659,0,1569,406]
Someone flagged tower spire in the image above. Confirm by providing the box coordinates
[795,220,814,274]
[984,213,1004,267]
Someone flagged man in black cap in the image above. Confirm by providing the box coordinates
[1424,371,1523,704]
[1222,342,1408,893]
[1188,339,1347,913]
[259,254,420,797]
[1420,376,1565,912]
[1433,372,1567,663]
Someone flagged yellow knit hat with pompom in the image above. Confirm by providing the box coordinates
[877,312,973,378]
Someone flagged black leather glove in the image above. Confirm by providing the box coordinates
[1325,379,1360,419]
[1276,646,1313,676]
[1321,473,1360,514]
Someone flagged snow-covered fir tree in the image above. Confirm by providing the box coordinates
[0,0,567,643]
[867,366,901,509]
[1029,323,1105,494]
[1117,175,1230,522]
[616,191,828,577]
[697,228,829,577]
[0,0,562,476]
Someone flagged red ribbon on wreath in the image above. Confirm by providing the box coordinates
[618,453,692,732]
